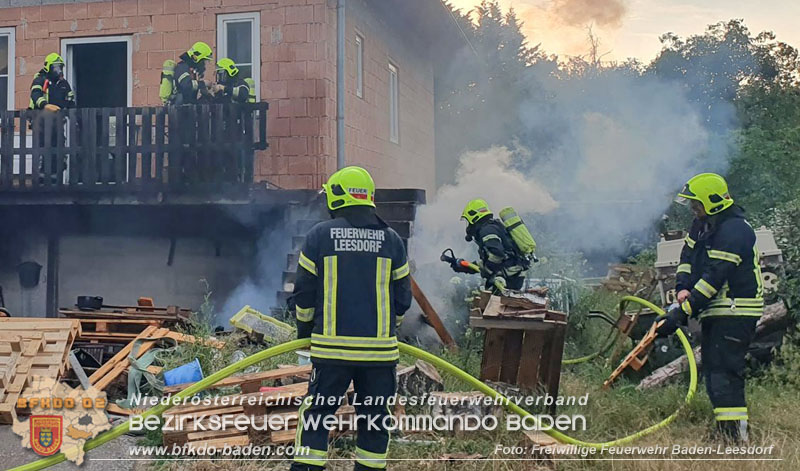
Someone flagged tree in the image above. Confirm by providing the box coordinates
[434,1,546,185]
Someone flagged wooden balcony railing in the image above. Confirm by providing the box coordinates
[0,103,268,192]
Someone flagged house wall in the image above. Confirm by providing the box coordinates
[343,0,436,193]
[0,0,436,193]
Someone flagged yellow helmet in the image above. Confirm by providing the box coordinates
[44,53,65,72]
[322,166,376,210]
[461,199,492,225]
[216,58,239,77]
[676,173,733,215]
[187,41,213,62]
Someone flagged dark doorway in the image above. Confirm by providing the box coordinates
[71,41,127,108]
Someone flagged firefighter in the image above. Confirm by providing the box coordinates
[290,166,412,471]
[211,58,250,104]
[452,199,528,293]
[657,173,762,443]
[173,41,213,104]
[29,53,75,111]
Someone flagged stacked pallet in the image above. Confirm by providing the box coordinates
[160,367,354,449]
[0,318,81,423]
[60,301,190,344]
[469,290,567,412]
[478,291,567,323]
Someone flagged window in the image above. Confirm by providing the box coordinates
[388,62,399,143]
[0,27,15,110]
[355,33,364,98]
[217,12,261,101]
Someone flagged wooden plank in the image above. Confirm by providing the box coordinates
[0,112,12,187]
[114,107,125,183]
[84,108,97,185]
[479,329,506,382]
[167,106,181,187]
[55,110,67,187]
[99,107,111,184]
[67,109,79,185]
[154,108,165,183]
[91,328,171,390]
[517,330,545,390]
[544,325,566,414]
[498,330,523,384]
[87,325,159,383]
[18,111,29,188]
[469,317,566,331]
[410,276,456,349]
[185,435,249,449]
[127,108,137,185]
[141,107,152,182]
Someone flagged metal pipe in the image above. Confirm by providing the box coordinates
[336,0,346,169]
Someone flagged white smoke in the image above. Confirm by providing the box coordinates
[413,147,557,264]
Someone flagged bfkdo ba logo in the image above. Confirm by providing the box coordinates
[30,415,62,456]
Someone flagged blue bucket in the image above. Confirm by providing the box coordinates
[164,358,204,386]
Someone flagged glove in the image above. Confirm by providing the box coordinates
[44,104,61,112]
[210,83,225,95]
[491,276,507,293]
[656,306,688,338]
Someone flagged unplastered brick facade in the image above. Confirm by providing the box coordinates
[0,0,436,193]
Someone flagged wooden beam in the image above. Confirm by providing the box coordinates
[410,276,456,349]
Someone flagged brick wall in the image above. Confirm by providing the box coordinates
[1,0,436,193]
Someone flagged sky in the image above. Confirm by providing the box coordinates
[447,0,800,62]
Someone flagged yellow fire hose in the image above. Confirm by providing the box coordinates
[9,296,696,471]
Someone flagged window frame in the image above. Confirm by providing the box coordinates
[217,12,261,101]
[355,32,364,99]
[0,27,16,110]
[61,35,133,107]
[388,61,399,144]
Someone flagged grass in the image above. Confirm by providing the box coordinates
[137,290,799,471]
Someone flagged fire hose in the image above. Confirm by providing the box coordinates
[10,296,697,471]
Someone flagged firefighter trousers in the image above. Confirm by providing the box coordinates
[701,316,757,441]
[292,362,397,470]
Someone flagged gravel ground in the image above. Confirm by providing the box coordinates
[0,425,143,471]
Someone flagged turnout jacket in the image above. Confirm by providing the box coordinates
[472,219,526,278]
[29,71,75,110]
[292,209,412,366]
[675,205,763,320]
[217,76,250,104]
[174,54,204,104]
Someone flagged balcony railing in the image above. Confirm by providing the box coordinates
[0,103,268,192]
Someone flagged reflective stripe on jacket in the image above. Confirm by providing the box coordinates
[292,212,412,366]
[675,206,763,320]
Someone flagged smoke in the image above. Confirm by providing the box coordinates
[214,224,292,327]
[411,53,735,330]
[413,147,557,263]
[551,0,628,28]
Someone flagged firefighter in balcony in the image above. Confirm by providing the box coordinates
[29,53,75,111]
[173,41,213,104]
[211,58,250,104]
[29,53,75,184]
[657,173,762,443]
[450,199,533,293]
[290,166,412,471]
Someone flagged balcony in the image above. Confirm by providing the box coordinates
[0,103,268,197]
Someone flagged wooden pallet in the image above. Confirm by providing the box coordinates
[59,304,190,324]
[0,334,47,424]
[0,318,81,376]
[161,380,355,449]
